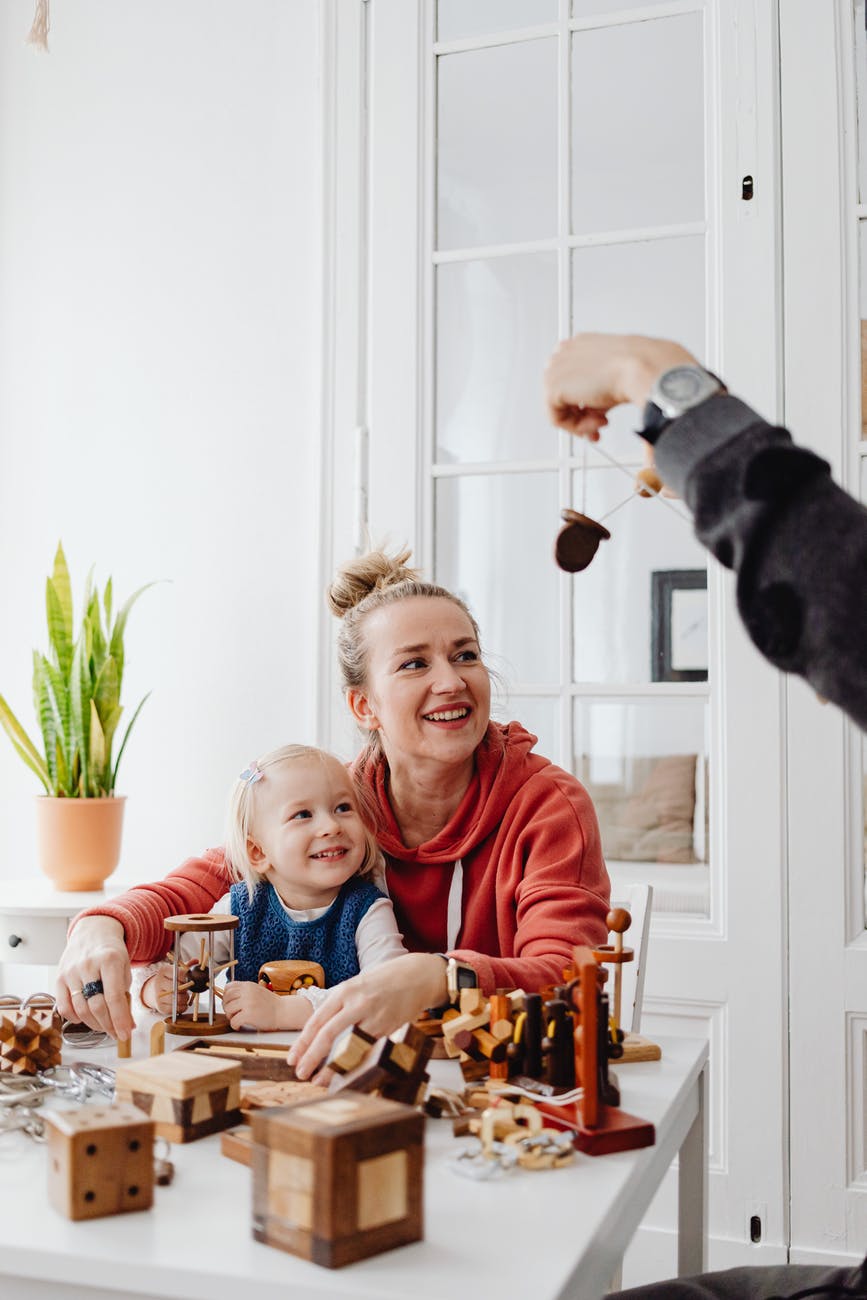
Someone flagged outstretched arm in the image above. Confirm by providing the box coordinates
[544,332,867,732]
[56,848,232,1039]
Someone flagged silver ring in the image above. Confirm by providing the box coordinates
[79,979,104,1000]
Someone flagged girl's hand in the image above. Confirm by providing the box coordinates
[287,953,449,1080]
[221,981,312,1032]
[56,916,136,1041]
[141,963,190,1016]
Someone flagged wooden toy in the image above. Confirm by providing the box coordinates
[328,1022,433,1105]
[258,959,325,994]
[117,993,133,1059]
[221,1124,254,1167]
[162,912,239,1036]
[251,1092,424,1268]
[240,1079,328,1119]
[176,1036,298,1081]
[593,907,634,1030]
[46,1102,155,1220]
[593,907,662,1064]
[0,996,61,1076]
[555,445,674,573]
[537,947,655,1157]
[115,1050,242,1143]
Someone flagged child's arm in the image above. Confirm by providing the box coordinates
[221,980,313,1032]
[356,897,407,968]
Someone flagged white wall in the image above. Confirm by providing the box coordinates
[0,0,322,883]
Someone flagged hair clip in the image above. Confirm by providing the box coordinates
[239,761,264,785]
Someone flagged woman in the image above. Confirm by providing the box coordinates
[57,549,610,1073]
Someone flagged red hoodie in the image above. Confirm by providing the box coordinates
[74,723,610,994]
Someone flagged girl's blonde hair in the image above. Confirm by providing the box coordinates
[224,743,383,899]
[327,547,487,754]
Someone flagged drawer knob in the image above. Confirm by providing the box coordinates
[8,934,22,948]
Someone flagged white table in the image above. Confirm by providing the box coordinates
[0,1032,708,1300]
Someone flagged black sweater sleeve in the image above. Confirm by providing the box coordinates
[654,395,867,732]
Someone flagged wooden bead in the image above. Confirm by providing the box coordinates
[635,467,663,497]
[607,908,632,934]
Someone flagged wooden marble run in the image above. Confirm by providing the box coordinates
[162,913,238,1036]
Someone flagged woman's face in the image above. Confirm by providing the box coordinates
[349,596,491,774]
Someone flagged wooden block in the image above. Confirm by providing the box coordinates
[252,1092,424,1268]
[46,1103,155,1220]
[0,1007,62,1076]
[115,1051,242,1143]
[618,1034,662,1063]
[327,1026,378,1076]
[176,1037,297,1081]
[221,1125,254,1167]
[241,1080,329,1120]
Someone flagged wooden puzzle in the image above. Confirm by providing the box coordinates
[46,1103,155,1220]
[162,913,239,1037]
[115,1050,242,1143]
[0,997,62,1076]
[251,1091,424,1267]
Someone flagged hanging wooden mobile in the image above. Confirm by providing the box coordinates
[163,914,239,1037]
[555,439,687,573]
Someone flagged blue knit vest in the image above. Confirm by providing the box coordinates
[228,876,384,986]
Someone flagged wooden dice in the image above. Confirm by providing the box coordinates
[46,1103,155,1220]
[252,1092,424,1268]
[115,1050,242,1143]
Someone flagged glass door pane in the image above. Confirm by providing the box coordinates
[437,39,558,249]
[571,14,705,235]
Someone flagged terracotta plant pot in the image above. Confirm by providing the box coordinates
[35,796,126,891]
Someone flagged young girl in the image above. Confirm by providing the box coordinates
[140,744,406,1030]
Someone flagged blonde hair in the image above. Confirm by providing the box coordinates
[327,544,484,697]
[224,743,383,899]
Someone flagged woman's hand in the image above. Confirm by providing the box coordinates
[544,333,698,440]
[287,953,448,1080]
[221,981,312,1032]
[55,916,135,1041]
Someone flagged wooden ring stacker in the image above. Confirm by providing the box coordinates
[555,468,664,573]
[592,908,634,1032]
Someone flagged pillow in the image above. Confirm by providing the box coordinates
[584,754,699,865]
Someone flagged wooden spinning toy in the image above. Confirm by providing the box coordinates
[0,994,61,1076]
[163,913,238,1036]
[555,454,672,573]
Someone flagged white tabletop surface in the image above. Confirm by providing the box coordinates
[0,879,125,915]
[0,1028,707,1300]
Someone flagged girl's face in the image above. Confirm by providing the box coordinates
[249,754,368,909]
[348,596,491,775]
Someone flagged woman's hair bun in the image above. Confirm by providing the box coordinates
[327,545,420,618]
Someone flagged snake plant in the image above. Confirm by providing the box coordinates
[0,543,155,796]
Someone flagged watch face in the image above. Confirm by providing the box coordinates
[658,366,708,406]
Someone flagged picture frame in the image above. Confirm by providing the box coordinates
[651,569,708,682]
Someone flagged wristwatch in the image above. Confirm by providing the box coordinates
[640,364,726,444]
[429,955,478,1014]
[444,956,478,1005]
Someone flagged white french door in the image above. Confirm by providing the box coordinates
[781,0,867,1267]
[319,0,788,1276]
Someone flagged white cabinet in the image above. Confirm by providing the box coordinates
[0,881,117,994]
